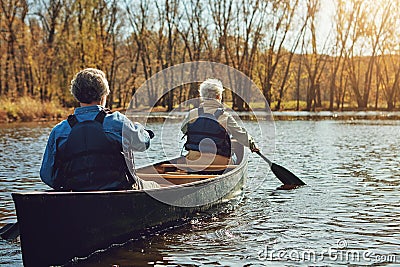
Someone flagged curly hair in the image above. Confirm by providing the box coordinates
[70,68,110,104]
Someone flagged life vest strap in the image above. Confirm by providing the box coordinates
[197,106,224,119]
[67,109,110,128]
[94,109,107,124]
[67,114,78,128]
[213,108,224,119]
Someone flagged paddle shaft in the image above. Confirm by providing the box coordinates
[255,151,272,167]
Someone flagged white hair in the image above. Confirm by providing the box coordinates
[199,78,224,99]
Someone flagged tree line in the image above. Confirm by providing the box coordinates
[0,0,399,111]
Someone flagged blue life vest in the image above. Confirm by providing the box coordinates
[184,106,231,158]
[54,110,134,191]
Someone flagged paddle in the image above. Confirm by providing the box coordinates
[255,151,305,188]
[0,222,19,240]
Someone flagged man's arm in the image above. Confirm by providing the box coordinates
[226,114,258,151]
[40,129,57,188]
[226,114,251,146]
[123,118,151,152]
[180,111,191,135]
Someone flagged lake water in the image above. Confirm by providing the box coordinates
[0,117,399,266]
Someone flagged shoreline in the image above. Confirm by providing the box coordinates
[2,110,400,125]
[0,116,67,124]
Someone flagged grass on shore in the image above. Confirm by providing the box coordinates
[0,97,70,123]
[2,97,398,123]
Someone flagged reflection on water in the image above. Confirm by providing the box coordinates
[0,122,54,266]
[0,123,52,220]
[0,119,399,266]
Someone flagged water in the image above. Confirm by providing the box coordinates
[0,118,399,266]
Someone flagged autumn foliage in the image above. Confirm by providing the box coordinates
[0,0,399,121]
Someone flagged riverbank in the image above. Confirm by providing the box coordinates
[127,110,400,122]
[1,98,399,123]
[0,97,71,123]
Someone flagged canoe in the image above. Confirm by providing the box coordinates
[12,141,248,266]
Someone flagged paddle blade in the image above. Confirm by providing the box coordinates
[271,163,305,186]
[0,223,19,240]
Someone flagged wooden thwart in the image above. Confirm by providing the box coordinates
[159,163,237,170]
[137,163,236,180]
[137,173,217,179]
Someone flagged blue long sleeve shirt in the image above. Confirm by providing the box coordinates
[40,105,150,188]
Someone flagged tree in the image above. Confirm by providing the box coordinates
[177,0,209,103]
[344,0,392,109]
[329,0,351,111]
[302,0,331,111]
[32,0,63,100]
[275,8,308,110]
[0,0,28,97]
[256,0,301,108]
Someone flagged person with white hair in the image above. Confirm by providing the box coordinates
[40,68,159,191]
[181,78,259,166]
